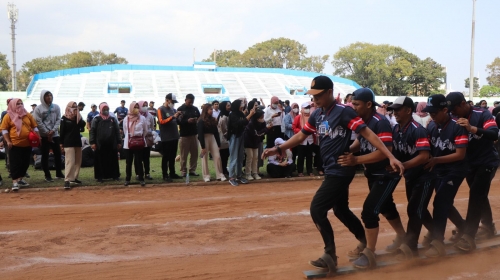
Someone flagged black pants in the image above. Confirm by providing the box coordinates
[41,136,63,178]
[448,165,497,237]
[362,174,401,229]
[141,146,151,175]
[10,146,32,180]
[297,143,313,174]
[404,177,435,251]
[310,175,366,256]
[431,174,465,241]
[220,148,229,175]
[266,163,296,178]
[311,144,324,172]
[161,139,178,178]
[266,126,283,148]
[126,148,144,181]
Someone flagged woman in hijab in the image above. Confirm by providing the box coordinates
[123,102,148,186]
[59,101,86,189]
[412,101,431,128]
[0,98,39,191]
[217,101,231,177]
[138,100,155,180]
[89,102,122,183]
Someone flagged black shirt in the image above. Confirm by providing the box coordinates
[463,107,499,167]
[177,104,200,137]
[358,112,393,175]
[60,116,86,147]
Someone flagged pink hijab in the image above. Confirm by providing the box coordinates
[270,96,279,106]
[415,102,428,118]
[138,100,148,117]
[64,101,81,123]
[7,98,28,136]
[99,103,110,120]
[127,101,140,135]
[289,103,299,119]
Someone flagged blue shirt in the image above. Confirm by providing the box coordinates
[357,112,393,175]
[463,107,499,168]
[392,119,432,182]
[427,117,468,177]
[302,102,366,177]
[87,111,99,124]
[114,107,128,120]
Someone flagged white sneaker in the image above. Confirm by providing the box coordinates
[204,178,210,182]
[246,174,254,181]
[252,173,262,180]
[220,176,227,182]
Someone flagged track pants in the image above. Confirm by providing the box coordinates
[361,174,401,229]
[310,175,366,257]
[404,177,435,251]
[431,174,465,241]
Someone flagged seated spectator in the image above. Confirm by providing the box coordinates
[81,137,95,167]
[267,138,295,178]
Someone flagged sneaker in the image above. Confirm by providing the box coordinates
[347,243,366,259]
[135,175,139,180]
[229,179,239,186]
[252,173,261,180]
[219,176,227,182]
[455,237,475,252]
[189,172,199,177]
[55,174,65,180]
[45,177,54,183]
[449,228,463,243]
[97,179,104,183]
[71,179,82,185]
[204,178,210,182]
[386,235,404,253]
[353,254,370,269]
[170,174,182,179]
[140,181,146,187]
[24,172,30,178]
[309,258,328,269]
[245,174,254,181]
[64,181,71,190]
[145,174,153,180]
[424,246,440,258]
[11,183,19,192]
[124,181,130,186]
[163,177,173,183]
[238,177,249,184]
[18,180,30,187]
[476,223,497,240]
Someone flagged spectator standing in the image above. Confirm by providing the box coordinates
[0,98,38,191]
[147,101,157,129]
[283,100,291,115]
[244,109,269,181]
[86,104,99,131]
[59,101,86,190]
[157,93,182,182]
[211,100,220,119]
[33,90,64,182]
[283,102,299,165]
[267,138,296,178]
[90,102,122,182]
[264,96,284,148]
[2,98,13,177]
[114,100,128,128]
[77,102,85,112]
[197,103,225,182]
[217,101,231,177]
[177,94,201,177]
[412,102,432,128]
[123,102,148,187]
[293,102,315,177]
[138,100,155,180]
[30,104,37,114]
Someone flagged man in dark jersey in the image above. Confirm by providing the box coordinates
[421,94,469,258]
[338,88,406,269]
[262,76,404,271]
[446,92,499,252]
[387,96,435,258]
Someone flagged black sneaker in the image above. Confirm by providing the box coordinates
[55,174,65,180]
[238,177,249,184]
[189,172,199,177]
[71,179,82,185]
[124,181,130,186]
[96,179,104,183]
[170,174,182,179]
[64,181,71,190]
[163,177,173,183]
[145,174,153,180]
[18,180,30,187]
[229,178,239,186]
[45,177,54,183]
[24,172,30,178]
[140,181,146,187]
[11,183,19,192]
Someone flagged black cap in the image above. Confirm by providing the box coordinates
[383,100,391,105]
[186,93,195,100]
[166,93,178,103]
[387,96,414,111]
[31,104,37,107]
[422,94,449,113]
[352,88,381,107]
[306,76,334,95]
[446,92,466,109]
[78,102,85,107]
[494,101,500,105]
[121,100,126,103]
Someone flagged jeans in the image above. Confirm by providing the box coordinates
[228,135,244,179]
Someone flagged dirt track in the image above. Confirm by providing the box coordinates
[1,173,500,280]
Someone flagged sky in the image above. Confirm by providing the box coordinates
[1,0,499,93]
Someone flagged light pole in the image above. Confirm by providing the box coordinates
[7,3,18,91]
[469,0,476,101]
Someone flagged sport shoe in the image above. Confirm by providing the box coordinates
[140,181,146,187]
[455,236,476,252]
[347,243,366,259]
[238,177,249,184]
[24,172,30,178]
[245,174,254,181]
[422,231,432,248]
[219,176,227,182]
[55,174,65,180]
[204,178,210,182]
[449,228,463,243]
[18,180,30,187]
[229,179,239,186]
[45,177,54,183]
[124,181,130,186]
[309,254,337,269]
[170,174,182,179]
[64,181,71,190]
[71,179,82,185]
[476,223,497,240]
[352,254,370,269]
[163,177,173,183]
[252,173,261,180]
[386,235,404,253]
[145,174,153,180]
[11,183,19,191]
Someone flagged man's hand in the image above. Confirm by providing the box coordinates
[7,141,12,149]
[188,118,196,123]
[389,157,405,176]
[117,144,122,150]
[423,157,437,171]
[456,118,473,132]
[174,112,181,118]
[272,113,280,118]
[262,147,278,159]
[338,152,357,167]
[91,144,96,150]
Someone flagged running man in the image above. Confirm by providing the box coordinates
[262,76,404,271]
[446,92,499,251]
[338,88,406,269]
[421,94,468,258]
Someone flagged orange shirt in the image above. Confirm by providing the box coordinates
[0,113,38,147]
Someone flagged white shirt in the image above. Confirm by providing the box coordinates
[212,109,220,119]
[123,115,148,149]
[412,113,431,128]
[264,106,284,127]
[268,149,293,165]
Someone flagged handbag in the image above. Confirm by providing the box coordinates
[22,120,40,147]
[145,133,155,147]
[127,119,145,150]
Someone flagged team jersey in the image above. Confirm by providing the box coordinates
[87,111,99,124]
[357,112,393,175]
[114,107,128,120]
[302,102,366,177]
[427,117,468,176]
[463,107,499,167]
[392,119,432,182]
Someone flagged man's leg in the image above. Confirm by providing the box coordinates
[51,137,64,177]
[189,135,199,174]
[405,178,434,252]
[179,137,188,176]
[40,137,52,179]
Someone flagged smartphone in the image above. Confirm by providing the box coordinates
[277,112,281,116]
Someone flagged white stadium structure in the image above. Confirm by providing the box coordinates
[23,62,360,115]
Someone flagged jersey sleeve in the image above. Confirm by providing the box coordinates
[341,107,366,133]
[375,118,393,147]
[481,110,499,131]
[415,126,431,151]
[454,124,469,148]
[301,110,317,135]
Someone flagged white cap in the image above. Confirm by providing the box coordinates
[301,102,311,108]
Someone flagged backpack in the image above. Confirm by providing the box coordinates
[96,118,117,145]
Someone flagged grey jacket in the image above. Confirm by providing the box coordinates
[33,90,61,137]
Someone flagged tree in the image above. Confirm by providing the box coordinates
[203,50,242,67]
[0,52,11,91]
[464,77,480,94]
[299,55,330,73]
[486,57,500,87]
[479,85,500,97]
[410,58,446,96]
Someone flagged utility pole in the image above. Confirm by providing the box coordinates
[469,0,476,101]
[7,3,18,91]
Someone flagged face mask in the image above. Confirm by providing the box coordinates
[141,107,148,112]
[304,109,310,114]
[168,103,175,109]
[292,108,299,113]
[16,104,23,109]
[133,108,139,114]
[102,110,109,116]
[271,104,278,109]
[258,119,265,123]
